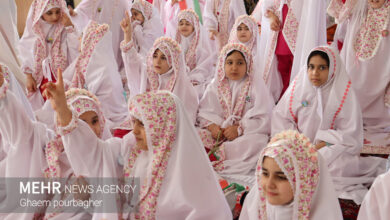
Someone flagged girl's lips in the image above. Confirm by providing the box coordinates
[267,191,278,197]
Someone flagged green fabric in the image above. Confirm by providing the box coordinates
[192,0,203,24]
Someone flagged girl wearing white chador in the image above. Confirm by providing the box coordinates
[121,37,198,122]
[70,0,129,71]
[18,0,79,110]
[197,43,273,176]
[339,0,390,145]
[55,91,232,219]
[240,130,343,220]
[272,46,386,204]
[174,9,217,99]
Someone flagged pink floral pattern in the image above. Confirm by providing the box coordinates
[214,0,232,49]
[257,130,319,220]
[354,1,390,61]
[176,9,200,71]
[228,15,259,52]
[131,0,153,20]
[71,21,109,88]
[30,0,68,86]
[327,0,358,23]
[146,37,182,92]
[124,91,177,219]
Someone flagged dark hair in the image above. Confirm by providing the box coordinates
[307,50,330,67]
[226,50,246,61]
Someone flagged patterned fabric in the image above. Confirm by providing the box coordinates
[327,0,358,23]
[131,0,154,20]
[216,43,252,122]
[176,9,200,71]
[49,88,105,179]
[256,130,319,219]
[30,0,68,86]
[228,15,259,52]
[124,91,177,219]
[354,1,390,61]
[146,37,182,92]
[339,198,360,220]
[71,21,109,88]
[214,0,232,49]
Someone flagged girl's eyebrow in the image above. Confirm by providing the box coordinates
[275,171,286,175]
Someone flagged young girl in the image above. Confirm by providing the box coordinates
[197,43,273,175]
[251,0,327,101]
[272,46,386,206]
[70,0,129,71]
[228,15,261,64]
[120,32,198,122]
[18,0,79,110]
[203,0,247,51]
[0,68,109,218]
[174,9,217,98]
[339,0,390,146]
[61,20,128,130]
[126,0,164,57]
[46,85,233,219]
[239,130,343,220]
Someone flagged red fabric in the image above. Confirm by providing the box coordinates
[275,4,292,55]
[338,40,344,52]
[276,54,294,98]
[205,148,218,161]
[146,0,153,3]
[39,73,57,101]
[113,129,132,138]
[179,0,187,10]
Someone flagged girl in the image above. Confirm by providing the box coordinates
[70,0,129,71]
[126,0,164,57]
[251,0,327,102]
[228,15,261,64]
[239,130,343,220]
[197,43,273,175]
[46,84,233,219]
[203,0,247,51]
[272,46,386,206]
[18,0,79,110]
[120,31,198,122]
[0,68,109,218]
[174,9,217,98]
[339,0,390,146]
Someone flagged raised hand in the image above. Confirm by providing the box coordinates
[68,5,77,17]
[61,11,74,27]
[41,68,72,126]
[121,11,133,43]
[26,74,37,94]
[266,10,280,32]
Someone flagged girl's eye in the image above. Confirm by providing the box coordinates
[308,65,314,70]
[276,175,288,180]
[320,65,328,71]
[226,61,233,65]
[153,54,158,58]
[262,172,269,177]
[161,56,166,60]
[92,119,98,125]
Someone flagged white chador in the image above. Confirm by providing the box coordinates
[272,46,386,204]
[57,91,233,219]
[70,0,130,71]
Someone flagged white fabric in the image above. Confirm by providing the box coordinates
[0,0,25,87]
[60,91,233,219]
[71,0,130,71]
[339,0,390,143]
[357,170,390,220]
[251,0,327,101]
[239,154,343,220]
[271,46,386,204]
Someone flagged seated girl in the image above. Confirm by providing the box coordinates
[120,29,198,122]
[45,82,233,219]
[240,130,343,220]
[197,43,272,175]
[174,9,217,99]
[272,46,386,205]
[18,0,79,110]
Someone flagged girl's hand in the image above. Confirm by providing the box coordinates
[41,68,72,127]
[68,5,77,17]
[121,11,133,43]
[209,29,218,40]
[26,74,37,94]
[315,141,327,150]
[223,125,239,141]
[266,10,280,31]
[61,12,74,27]
[171,0,179,6]
[0,67,4,88]
[208,123,223,140]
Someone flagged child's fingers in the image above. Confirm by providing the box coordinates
[57,68,64,88]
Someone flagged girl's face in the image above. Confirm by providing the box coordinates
[153,49,170,75]
[79,111,101,138]
[224,51,247,81]
[178,19,195,37]
[307,55,329,87]
[131,8,145,24]
[261,157,294,205]
[237,23,252,43]
[41,8,61,24]
[368,0,386,9]
[133,118,148,151]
